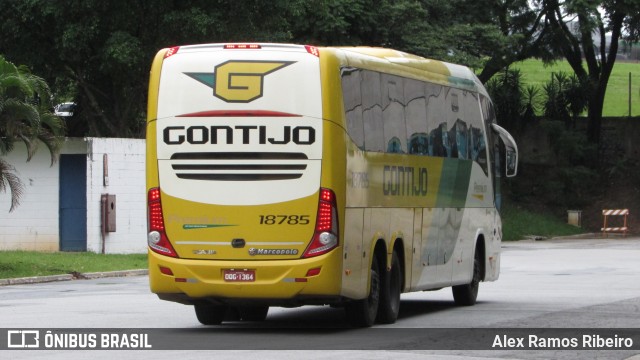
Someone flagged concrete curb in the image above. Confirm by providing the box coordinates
[516,233,639,241]
[81,269,148,279]
[0,269,148,286]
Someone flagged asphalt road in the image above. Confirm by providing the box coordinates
[1,237,640,360]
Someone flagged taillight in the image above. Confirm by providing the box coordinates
[147,188,178,257]
[224,44,261,49]
[164,46,179,59]
[303,188,338,258]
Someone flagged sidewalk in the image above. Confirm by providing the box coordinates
[0,269,148,286]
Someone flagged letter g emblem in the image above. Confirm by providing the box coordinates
[214,60,294,103]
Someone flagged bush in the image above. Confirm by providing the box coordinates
[490,68,600,214]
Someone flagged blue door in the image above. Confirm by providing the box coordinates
[59,154,87,251]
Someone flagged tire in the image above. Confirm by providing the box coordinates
[194,303,228,325]
[452,247,481,306]
[345,255,381,327]
[377,250,402,324]
[238,306,269,321]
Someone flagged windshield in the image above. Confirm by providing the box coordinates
[58,104,74,111]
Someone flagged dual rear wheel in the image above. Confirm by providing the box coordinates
[345,250,402,327]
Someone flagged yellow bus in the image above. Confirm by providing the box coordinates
[146,43,518,327]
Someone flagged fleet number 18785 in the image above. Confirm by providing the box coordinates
[259,215,310,225]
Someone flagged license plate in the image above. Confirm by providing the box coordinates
[223,269,255,282]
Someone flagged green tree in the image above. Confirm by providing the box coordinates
[543,72,589,129]
[473,0,552,83]
[6,0,614,141]
[0,0,299,138]
[0,55,64,211]
[486,69,543,133]
[538,0,640,144]
[289,0,553,83]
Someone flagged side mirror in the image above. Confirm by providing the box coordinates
[491,124,518,177]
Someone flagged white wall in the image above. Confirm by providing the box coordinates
[86,138,146,254]
[0,138,146,253]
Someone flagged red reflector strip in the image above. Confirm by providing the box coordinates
[159,266,173,276]
[224,44,261,49]
[305,45,320,57]
[175,278,197,283]
[164,46,180,58]
[306,267,321,277]
[177,110,301,118]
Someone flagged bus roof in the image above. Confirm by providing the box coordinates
[333,46,485,95]
[160,43,486,96]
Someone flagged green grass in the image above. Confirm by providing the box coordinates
[0,251,147,279]
[0,205,584,279]
[510,59,640,117]
[501,203,586,241]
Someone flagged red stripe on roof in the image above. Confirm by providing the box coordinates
[177,110,301,117]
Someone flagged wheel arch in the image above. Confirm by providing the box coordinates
[474,233,487,282]
[372,238,387,268]
[388,237,406,291]
[365,237,387,275]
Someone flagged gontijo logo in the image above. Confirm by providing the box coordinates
[185,60,295,103]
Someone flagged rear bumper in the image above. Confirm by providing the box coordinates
[149,247,344,306]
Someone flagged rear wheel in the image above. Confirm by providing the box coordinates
[194,303,228,325]
[452,246,481,306]
[238,306,269,321]
[377,250,402,324]
[345,255,380,327]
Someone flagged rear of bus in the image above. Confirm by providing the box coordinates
[146,44,344,310]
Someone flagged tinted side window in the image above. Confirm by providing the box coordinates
[425,83,446,157]
[361,70,385,152]
[341,67,488,171]
[381,74,406,153]
[475,95,494,175]
[405,78,428,155]
[341,68,365,149]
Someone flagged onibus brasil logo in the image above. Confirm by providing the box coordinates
[185,60,295,103]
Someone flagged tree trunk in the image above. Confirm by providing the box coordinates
[586,78,607,149]
[587,93,604,145]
